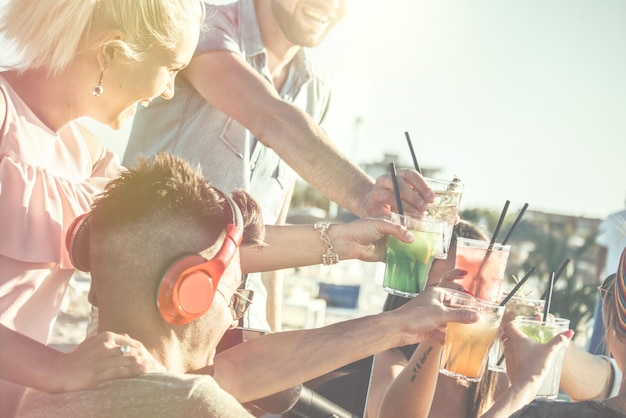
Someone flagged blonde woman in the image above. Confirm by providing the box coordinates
[0,1,203,415]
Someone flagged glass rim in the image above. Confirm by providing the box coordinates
[513,316,570,326]
[389,212,448,228]
[498,291,545,304]
[424,176,465,187]
[474,298,506,313]
[390,212,446,222]
[456,237,511,251]
[445,290,505,312]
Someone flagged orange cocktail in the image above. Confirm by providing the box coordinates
[440,292,505,382]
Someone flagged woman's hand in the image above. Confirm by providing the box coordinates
[502,321,573,387]
[49,331,165,393]
[481,322,572,418]
[391,287,480,346]
[329,217,415,262]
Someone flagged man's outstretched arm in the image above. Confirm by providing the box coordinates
[213,287,478,402]
[182,51,433,218]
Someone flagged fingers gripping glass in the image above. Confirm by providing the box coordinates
[218,285,254,321]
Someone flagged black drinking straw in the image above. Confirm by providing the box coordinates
[498,266,537,306]
[501,203,529,245]
[474,201,510,296]
[540,258,570,300]
[404,131,422,174]
[389,162,404,215]
[542,272,556,322]
[489,200,510,249]
[496,266,537,366]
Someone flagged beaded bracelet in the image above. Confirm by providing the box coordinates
[313,222,340,266]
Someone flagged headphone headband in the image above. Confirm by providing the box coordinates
[214,188,244,232]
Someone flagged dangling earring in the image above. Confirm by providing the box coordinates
[92,72,104,97]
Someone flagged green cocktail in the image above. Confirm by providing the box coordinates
[518,324,560,343]
[383,214,445,297]
[515,316,570,398]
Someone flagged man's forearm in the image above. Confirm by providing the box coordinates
[185,51,375,217]
[212,287,477,403]
[252,100,374,217]
[214,313,397,402]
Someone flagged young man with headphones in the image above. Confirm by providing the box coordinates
[16,154,477,417]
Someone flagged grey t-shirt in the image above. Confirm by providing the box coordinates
[16,372,253,418]
[510,399,626,418]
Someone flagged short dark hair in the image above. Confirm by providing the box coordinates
[88,153,264,289]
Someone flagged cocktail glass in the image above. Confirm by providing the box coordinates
[514,316,570,399]
[440,291,505,382]
[383,213,446,297]
[454,238,511,302]
[424,177,464,260]
[488,294,545,372]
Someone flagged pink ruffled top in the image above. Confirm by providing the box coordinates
[0,75,123,342]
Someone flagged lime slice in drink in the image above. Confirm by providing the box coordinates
[519,325,555,344]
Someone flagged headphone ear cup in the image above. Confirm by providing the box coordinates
[157,189,243,326]
[157,255,217,325]
[66,213,91,272]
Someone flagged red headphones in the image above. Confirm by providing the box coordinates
[66,190,243,325]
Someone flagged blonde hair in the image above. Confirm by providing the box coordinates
[0,0,204,76]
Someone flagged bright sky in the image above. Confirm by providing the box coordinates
[310,0,626,220]
[2,0,624,220]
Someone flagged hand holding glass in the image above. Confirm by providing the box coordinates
[488,294,545,373]
[440,291,505,382]
[383,213,445,297]
[514,316,570,399]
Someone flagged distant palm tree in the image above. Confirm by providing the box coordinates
[522,218,597,336]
